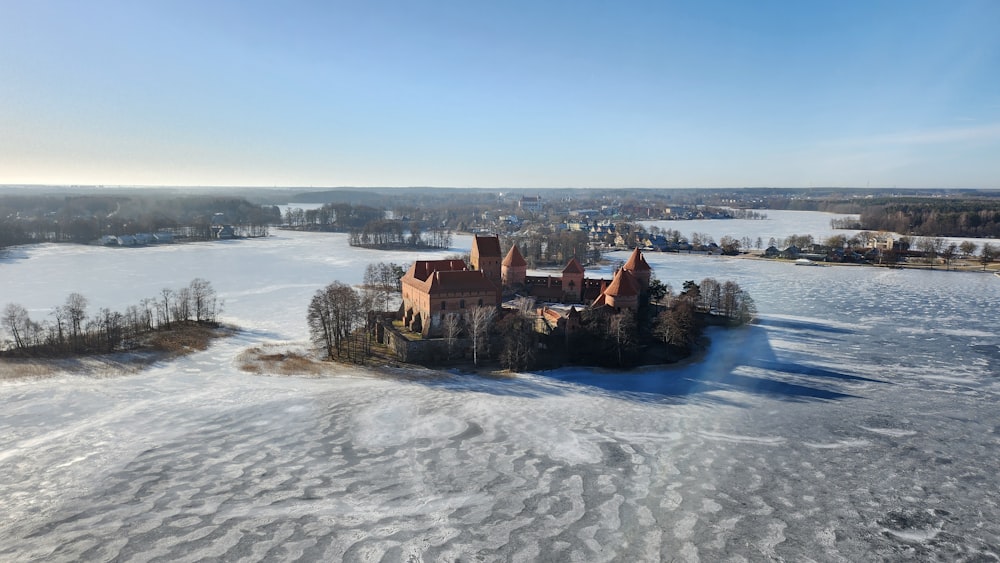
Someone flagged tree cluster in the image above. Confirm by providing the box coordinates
[565,308,639,368]
[307,281,378,362]
[363,262,406,313]
[348,221,452,250]
[857,199,1000,238]
[654,278,755,353]
[436,305,498,366]
[496,298,537,371]
[283,203,383,231]
[1,279,220,356]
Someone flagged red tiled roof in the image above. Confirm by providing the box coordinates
[472,235,502,258]
[623,248,651,272]
[603,268,639,297]
[429,270,499,293]
[541,308,563,323]
[502,245,527,267]
[562,258,585,274]
[405,259,468,282]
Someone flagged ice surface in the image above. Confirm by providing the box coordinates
[2,228,1000,561]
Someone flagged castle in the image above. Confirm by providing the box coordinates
[400,234,652,337]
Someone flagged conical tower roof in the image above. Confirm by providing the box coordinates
[562,257,585,274]
[623,248,651,272]
[603,268,640,297]
[502,244,527,267]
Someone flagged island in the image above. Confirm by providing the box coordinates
[306,237,755,372]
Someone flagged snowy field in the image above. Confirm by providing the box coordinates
[2,227,1000,561]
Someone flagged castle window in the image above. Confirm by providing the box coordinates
[460,300,465,308]
[441,301,447,310]
[478,299,483,306]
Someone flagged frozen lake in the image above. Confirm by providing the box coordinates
[2,226,1000,561]
[641,209,859,246]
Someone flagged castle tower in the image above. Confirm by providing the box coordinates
[470,235,502,287]
[593,267,640,312]
[561,257,585,302]
[622,248,651,293]
[501,244,527,287]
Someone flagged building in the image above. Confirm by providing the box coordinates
[591,267,640,312]
[518,196,543,213]
[399,241,654,341]
[560,258,585,302]
[400,259,500,338]
[470,235,503,287]
[501,244,527,287]
[621,247,651,293]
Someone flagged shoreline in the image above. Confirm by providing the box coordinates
[0,323,235,381]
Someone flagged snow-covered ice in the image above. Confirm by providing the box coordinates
[2,229,1000,561]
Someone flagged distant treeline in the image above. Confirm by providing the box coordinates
[746,197,864,214]
[0,194,279,248]
[282,203,454,249]
[770,196,1000,238]
[1,279,221,357]
[282,203,384,231]
[729,209,768,220]
[857,199,1000,238]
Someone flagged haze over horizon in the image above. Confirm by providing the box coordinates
[3,1,999,190]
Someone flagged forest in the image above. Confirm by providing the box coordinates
[0,193,279,249]
[856,198,1000,238]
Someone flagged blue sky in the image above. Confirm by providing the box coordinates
[2,1,999,189]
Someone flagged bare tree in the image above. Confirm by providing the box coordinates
[941,243,958,270]
[442,313,463,360]
[2,303,30,350]
[720,280,740,319]
[959,240,977,258]
[699,278,721,314]
[656,299,698,348]
[97,307,125,352]
[158,288,173,329]
[468,305,496,367]
[171,287,192,323]
[511,296,536,316]
[608,312,636,367]
[64,293,88,346]
[498,310,535,371]
[736,291,757,325]
[189,278,219,322]
[981,243,996,270]
[139,298,156,331]
[50,306,67,348]
[307,290,336,360]
[363,262,401,312]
